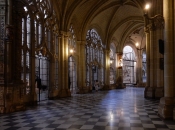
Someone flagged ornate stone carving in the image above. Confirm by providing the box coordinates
[144,14,164,32]
[152,15,164,30]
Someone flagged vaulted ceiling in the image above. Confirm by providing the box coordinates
[52,0,148,50]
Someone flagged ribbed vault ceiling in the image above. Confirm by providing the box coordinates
[52,0,147,50]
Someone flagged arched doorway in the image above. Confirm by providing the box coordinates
[123,46,136,84]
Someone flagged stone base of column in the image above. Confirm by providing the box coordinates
[116,83,125,89]
[109,84,116,89]
[155,87,164,99]
[0,83,26,114]
[158,97,174,119]
[58,89,71,98]
[23,93,37,106]
[144,87,155,98]
[136,82,146,87]
[103,84,110,90]
[49,89,59,99]
[78,86,90,94]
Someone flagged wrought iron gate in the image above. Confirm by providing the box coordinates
[35,55,49,101]
[122,52,136,84]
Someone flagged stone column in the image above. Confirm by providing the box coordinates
[29,13,37,105]
[64,34,69,90]
[0,0,8,113]
[103,49,110,90]
[155,24,164,98]
[144,27,152,98]
[158,0,175,119]
[2,0,26,113]
[136,50,143,86]
[58,35,61,89]
[48,32,56,99]
[77,41,88,93]
[57,31,71,97]
[144,0,164,99]
[116,52,124,89]
[145,31,150,88]
[5,0,13,83]
[149,25,156,97]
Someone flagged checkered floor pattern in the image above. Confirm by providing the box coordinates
[0,87,175,130]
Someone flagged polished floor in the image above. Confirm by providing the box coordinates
[0,87,175,130]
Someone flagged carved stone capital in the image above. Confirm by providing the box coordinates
[152,15,164,30]
[144,14,164,31]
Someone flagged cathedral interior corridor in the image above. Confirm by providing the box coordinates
[1,0,175,127]
[0,87,175,130]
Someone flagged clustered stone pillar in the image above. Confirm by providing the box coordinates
[57,31,71,97]
[1,0,26,113]
[136,49,143,86]
[144,0,164,99]
[0,0,8,113]
[48,33,56,99]
[30,16,37,103]
[104,49,110,90]
[158,0,175,120]
[144,30,150,98]
[77,41,88,93]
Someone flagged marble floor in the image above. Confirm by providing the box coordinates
[0,87,175,130]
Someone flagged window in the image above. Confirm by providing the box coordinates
[85,29,104,86]
[68,25,77,94]
[21,12,31,94]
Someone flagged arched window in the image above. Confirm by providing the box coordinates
[85,29,104,87]
[34,19,42,47]
[142,51,146,82]
[32,0,57,101]
[21,10,31,94]
[68,25,77,94]
[69,25,76,50]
